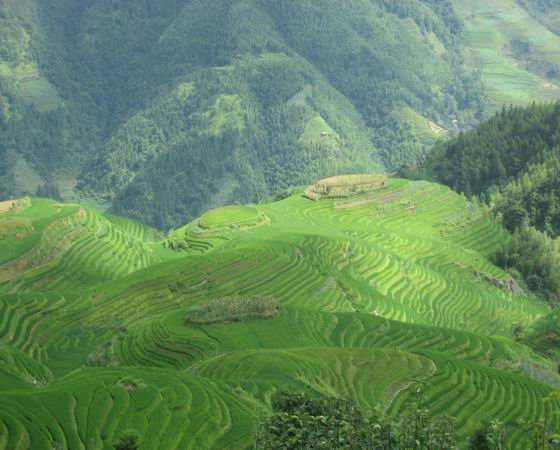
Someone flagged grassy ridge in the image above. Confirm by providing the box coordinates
[0,368,256,450]
[0,198,179,292]
[0,178,558,448]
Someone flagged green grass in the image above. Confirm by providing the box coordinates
[13,63,62,113]
[396,106,447,141]
[199,205,260,229]
[0,368,256,450]
[0,198,78,265]
[205,94,245,136]
[300,115,339,142]
[0,197,178,289]
[168,205,269,246]
[0,178,558,448]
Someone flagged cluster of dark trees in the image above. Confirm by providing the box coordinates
[527,308,560,360]
[255,391,559,450]
[256,391,458,449]
[494,227,560,302]
[492,154,560,236]
[419,103,560,198]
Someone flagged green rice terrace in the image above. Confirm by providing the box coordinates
[0,176,559,449]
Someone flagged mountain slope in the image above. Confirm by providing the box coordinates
[419,102,560,233]
[1,177,558,448]
[452,0,560,106]
[3,1,560,229]
[1,0,490,228]
[0,197,178,291]
[414,103,560,302]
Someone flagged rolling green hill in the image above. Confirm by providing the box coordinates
[1,176,558,449]
[5,0,560,229]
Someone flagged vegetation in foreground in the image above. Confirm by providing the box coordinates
[257,391,560,450]
[256,391,458,449]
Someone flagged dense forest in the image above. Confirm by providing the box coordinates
[419,102,560,237]
[0,0,488,228]
[421,103,560,198]
[416,102,560,302]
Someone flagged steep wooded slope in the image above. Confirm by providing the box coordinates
[1,0,487,228]
[3,0,560,228]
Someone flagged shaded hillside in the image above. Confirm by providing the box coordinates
[3,0,560,228]
[1,0,489,228]
[453,0,560,106]
[516,0,560,36]
[420,103,560,232]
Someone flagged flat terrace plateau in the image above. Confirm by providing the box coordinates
[304,174,389,200]
[0,178,558,449]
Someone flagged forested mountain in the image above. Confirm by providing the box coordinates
[515,0,560,36]
[2,0,560,228]
[0,0,498,228]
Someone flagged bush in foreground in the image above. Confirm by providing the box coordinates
[255,391,457,449]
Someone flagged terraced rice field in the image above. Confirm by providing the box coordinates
[453,0,560,107]
[0,178,558,449]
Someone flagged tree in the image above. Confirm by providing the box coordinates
[255,390,457,449]
[494,227,560,302]
[114,432,139,450]
[469,421,505,450]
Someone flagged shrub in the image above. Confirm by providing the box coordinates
[304,174,389,200]
[468,421,505,450]
[185,296,280,325]
[256,391,458,449]
[114,432,139,450]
